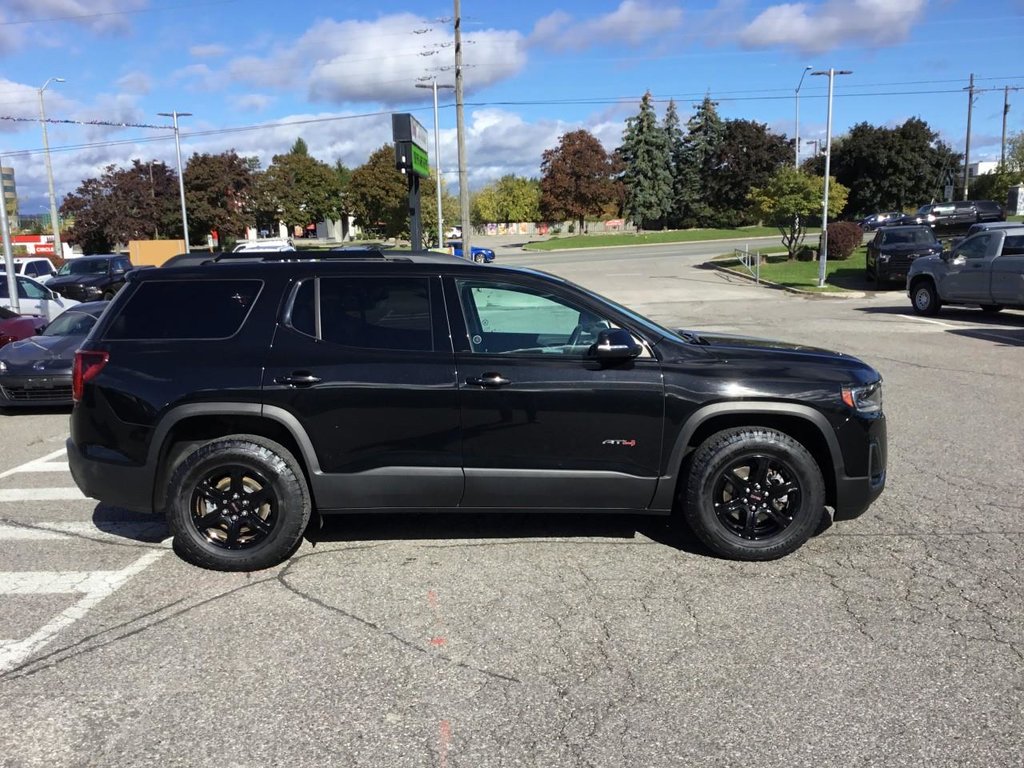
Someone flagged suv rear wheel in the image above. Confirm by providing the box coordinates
[683,428,825,560]
[166,435,311,571]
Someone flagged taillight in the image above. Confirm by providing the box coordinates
[72,350,109,402]
[0,334,14,348]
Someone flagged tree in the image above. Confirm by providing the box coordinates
[184,151,259,242]
[749,168,848,258]
[706,119,791,226]
[60,160,181,253]
[677,95,725,228]
[619,91,672,230]
[824,118,960,215]
[471,175,540,225]
[662,99,687,228]
[290,137,309,156]
[257,139,343,232]
[539,129,616,233]
[346,144,408,238]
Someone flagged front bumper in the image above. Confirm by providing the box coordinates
[0,374,73,406]
[832,415,886,521]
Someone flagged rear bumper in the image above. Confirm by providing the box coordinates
[66,437,154,513]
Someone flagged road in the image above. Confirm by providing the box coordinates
[0,246,1021,767]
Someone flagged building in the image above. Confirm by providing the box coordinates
[1,165,17,228]
[968,161,999,179]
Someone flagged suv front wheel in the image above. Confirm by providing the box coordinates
[166,435,311,571]
[683,428,825,560]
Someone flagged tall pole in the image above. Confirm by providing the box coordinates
[811,68,852,288]
[38,77,64,262]
[0,153,19,314]
[158,111,192,252]
[417,78,454,248]
[1001,86,1019,167]
[795,65,812,168]
[454,0,471,257]
[963,73,975,200]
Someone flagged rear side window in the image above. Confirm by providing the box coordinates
[105,279,262,339]
[289,277,432,351]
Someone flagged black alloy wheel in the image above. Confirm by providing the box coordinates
[683,427,825,560]
[167,435,311,571]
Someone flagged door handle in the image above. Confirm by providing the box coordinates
[275,373,322,387]
[466,372,511,388]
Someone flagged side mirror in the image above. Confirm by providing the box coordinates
[589,328,642,360]
[940,250,951,261]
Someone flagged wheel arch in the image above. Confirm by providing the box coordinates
[149,403,322,514]
[655,403,841,512]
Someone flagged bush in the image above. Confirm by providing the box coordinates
[795,245,816,262]
[825,221,863,260]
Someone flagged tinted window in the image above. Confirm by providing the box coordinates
[105,280,262,339]
[17,277,49,299]
[289,277,432,351]
[42,310,98,337]
[1002,235,1024,256]
[57,259,109,276]
[955,234,993,261]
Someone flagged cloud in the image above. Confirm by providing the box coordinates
[738,0,927,53]
[190,43,227,58]
[232,94,274,113]
[0,79,45,133]
[116,72,152,95]
[218,13,526,105]
[531,1,684,51]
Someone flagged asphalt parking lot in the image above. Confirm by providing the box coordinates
[0,244,1021,767]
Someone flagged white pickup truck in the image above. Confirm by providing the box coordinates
[907,226,1024,316]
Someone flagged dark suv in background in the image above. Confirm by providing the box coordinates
[900,202,977,232]
[48,255,134,302]
[67,249,887,571]
[968,200,1006,223]
[865,225,943,285]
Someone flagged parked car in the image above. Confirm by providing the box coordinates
[67,248,886,571]
[232,238,295,253]
[908,228,1024,315]
[0,274,80,320]
[865,225,943,285]
[446,240,495,263]
[10,257,57,283]
[898,202,977,232]
[444,226,463,239]
[0,301,107,408]
[48,254,134,302]
[965,221,1024,237]
[0,306,47,348]
[968,200,1006,223]
[859,211,903,232]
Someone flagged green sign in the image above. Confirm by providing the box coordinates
[410,143,430,178]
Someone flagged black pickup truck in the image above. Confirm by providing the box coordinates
[48,254,135,302]
[907,226,1024,315]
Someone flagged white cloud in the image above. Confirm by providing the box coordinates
[531,1,684,51]
[190,43,227,58]
[0,79,45,133]
[738,0,927,53]
[116,72,152,95]
[219,14,526,105]
[232,94,274,112]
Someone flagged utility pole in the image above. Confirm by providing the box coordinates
[1002,86,1021,166]
[38,77,65,261]
[0,153,19,314]
[158,111,192,252]
[963,73,975,199]
[811,68,852,288]
[794,65,812,168]
[454,0,471,257]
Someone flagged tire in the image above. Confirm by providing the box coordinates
[102,291,114,301]
[910,280,941,316]
[865,265,874,282]
[473,253,485,264]
[979,304,1003,314]
[166,434,311,571]
[683,428,825,561]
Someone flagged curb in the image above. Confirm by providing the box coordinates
[519,234,791,253]
[703,261,869,299]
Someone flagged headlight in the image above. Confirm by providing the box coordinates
[878,253,891,262]
[0,361,6,375]
[85,286,103,296]
[842,381,882,414]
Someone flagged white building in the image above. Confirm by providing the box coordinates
[968,161,999,179]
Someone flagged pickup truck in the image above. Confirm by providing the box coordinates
[907,226,1024,315]
[47,254,135,302]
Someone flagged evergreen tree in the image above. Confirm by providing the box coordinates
[662,99,686,228]
[618,91,672,230]
[678,95,725,227]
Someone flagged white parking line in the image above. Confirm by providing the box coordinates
[0,549,165,673]
[0,447,69,480]
[898,314,955,327]
[0,522,170,545]
[0,488,88,502]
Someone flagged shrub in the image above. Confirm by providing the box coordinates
[825,221,863,260]
[795,245,816,262]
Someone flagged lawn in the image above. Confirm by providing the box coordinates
[523,226,817,251]
[713,246,873,293]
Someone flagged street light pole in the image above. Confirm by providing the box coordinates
[811,68,852,288]
[158,111,192,252]
[38,77,65,261]
[795,65,812,168]
[454,0,471,257]
[0,152,19,314]
[416,78,455,248]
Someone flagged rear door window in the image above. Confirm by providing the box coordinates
[105,280,262,339]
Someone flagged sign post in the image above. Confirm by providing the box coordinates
[392,114,431,250]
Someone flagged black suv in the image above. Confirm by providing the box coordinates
[968,200,1006,223]
[899,202,977,232]
[49,254,134,302]
[67,250,887,571]
[865,225,943,285]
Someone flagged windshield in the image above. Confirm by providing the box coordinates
[42,311,98,337]
[56,260,109,276]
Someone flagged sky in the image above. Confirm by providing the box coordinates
[0,0,1022,215]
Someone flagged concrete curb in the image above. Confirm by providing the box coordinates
[519,234,791,253]
[703,260,869,299]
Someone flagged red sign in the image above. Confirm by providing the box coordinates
[32,243,55,254]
